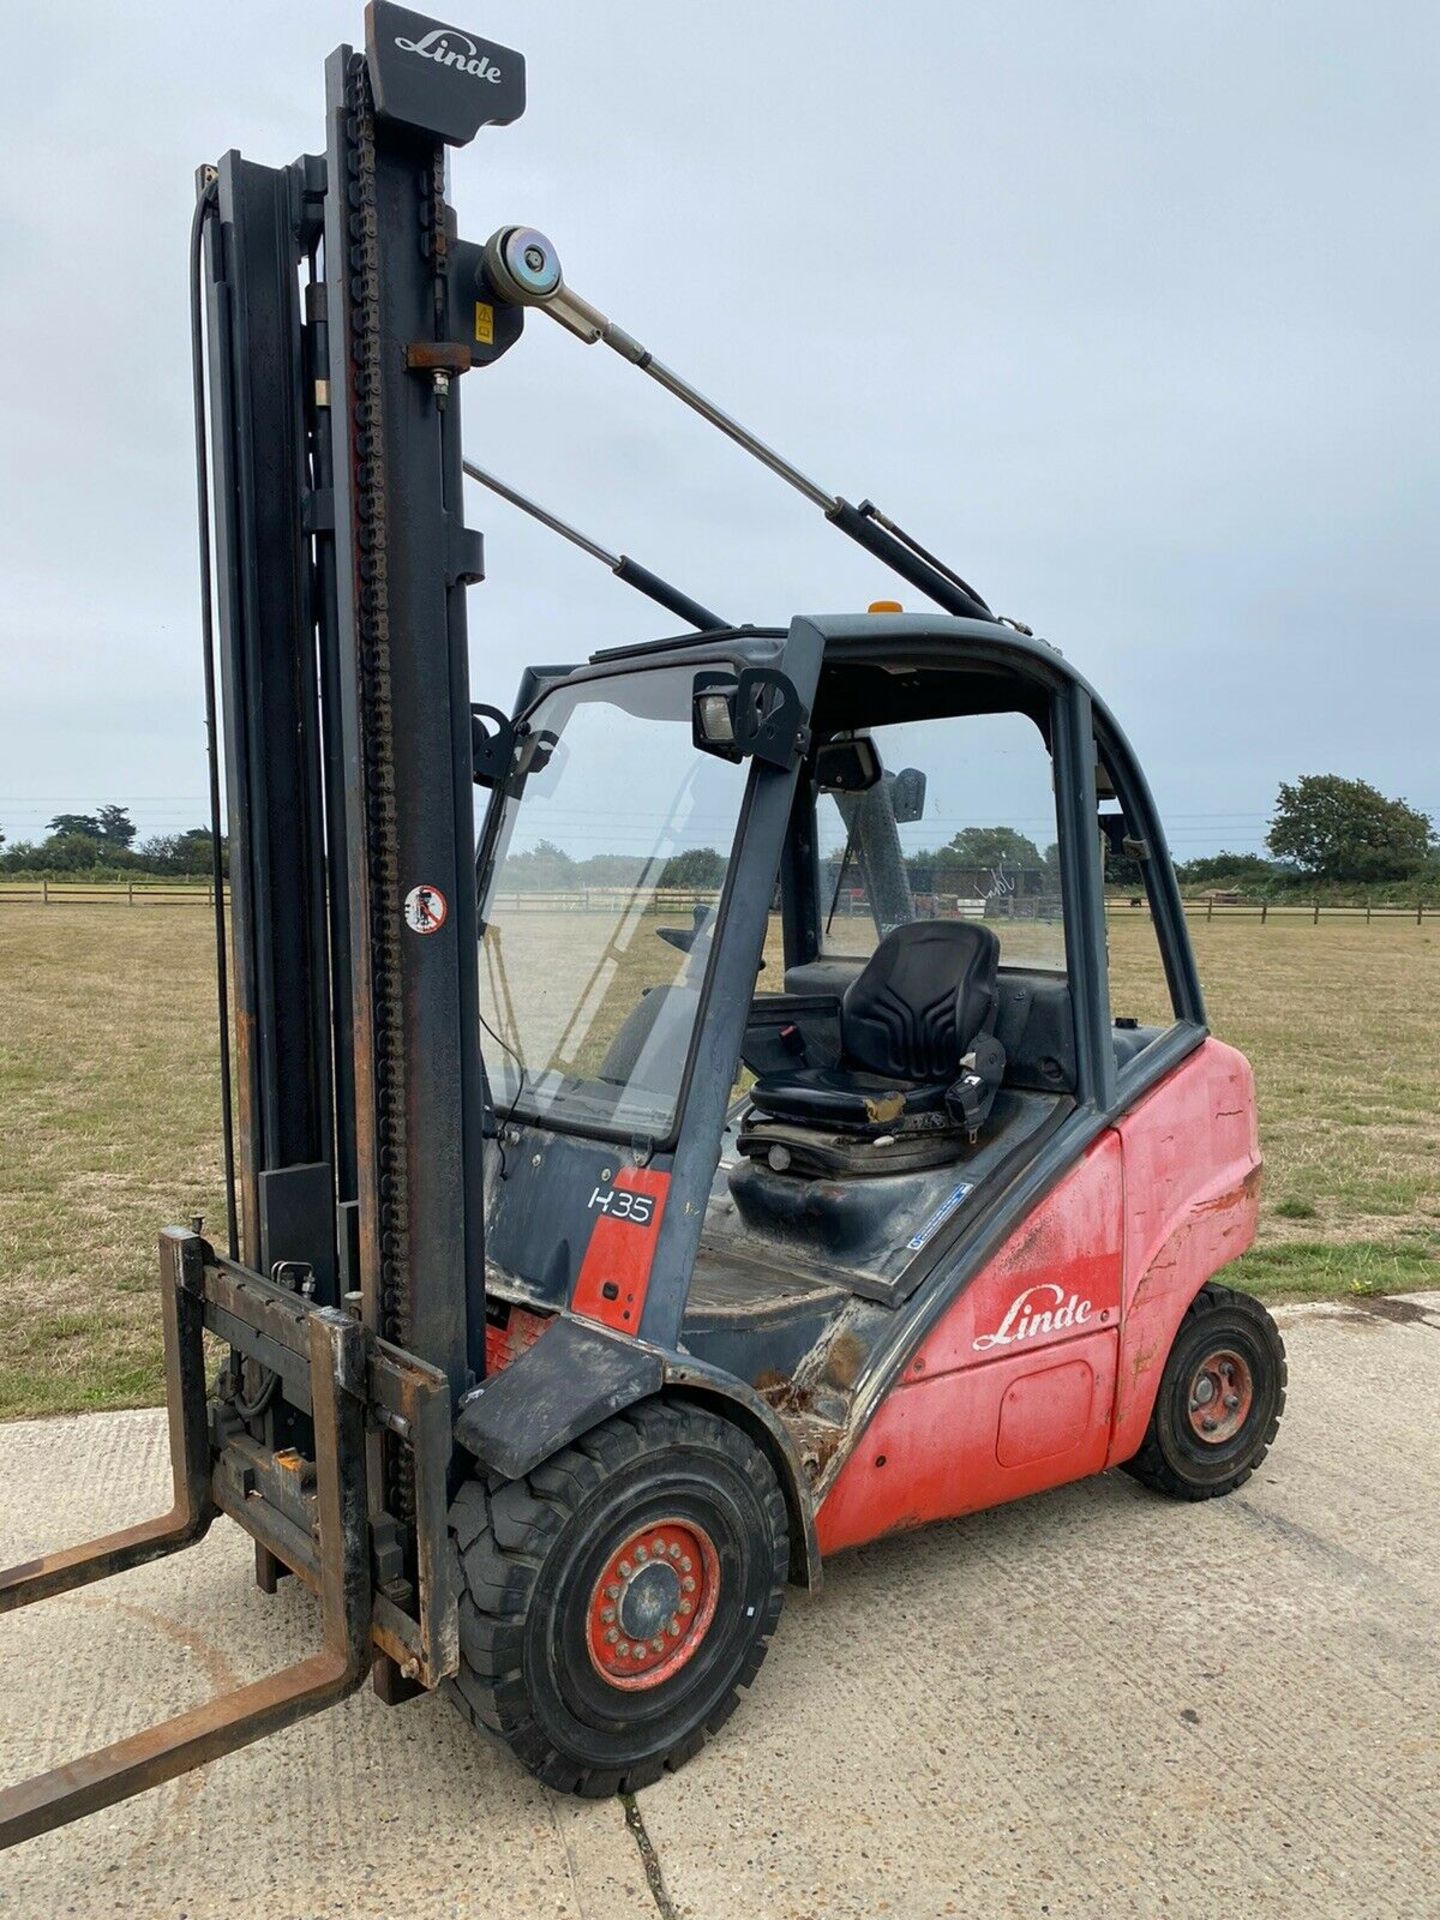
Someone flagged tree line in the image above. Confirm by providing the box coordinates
[497,778,1436,897]
[2,775,1432,891]
[0,808,226,879]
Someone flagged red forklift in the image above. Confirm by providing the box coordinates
[0,3,1284,1834]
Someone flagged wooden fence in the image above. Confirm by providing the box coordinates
[0,880,229,908]
[0,880,1429,924]
[1108,898,1430,925]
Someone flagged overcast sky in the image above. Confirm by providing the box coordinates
[0,1,1435,856]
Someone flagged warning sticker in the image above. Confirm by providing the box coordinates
[906,1182,973,1253]
[404,885,448,935]
[474,301,495,346]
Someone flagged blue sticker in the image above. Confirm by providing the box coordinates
[906,1182,973,1252]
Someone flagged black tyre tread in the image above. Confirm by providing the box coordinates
[447,1398,787,1796]
[1122,1283,1287,1500]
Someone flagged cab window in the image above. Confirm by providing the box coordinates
[814,710,1066,973]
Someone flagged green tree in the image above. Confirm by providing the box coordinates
[1177,851,1277,885]
[936,825,1052,883]
[46,812,103,840]
[36,832,106,872]
[657,846,727,889]
[96,805,137,849]
[1267,776,1434,882]
[936,826,1044,873]
[138,828,224,876]
[500,838,579,891]
[175,827,224,875]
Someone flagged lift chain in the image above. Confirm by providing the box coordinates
[341,55,411,1378]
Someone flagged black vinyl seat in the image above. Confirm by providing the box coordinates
[746,920,1006,1144]
[750,1065,954,1129]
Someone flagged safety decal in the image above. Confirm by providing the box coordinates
[906,1182,973,1253]
[403,884,448,934]
[474,300,495,345]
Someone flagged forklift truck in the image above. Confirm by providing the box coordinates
[0,3,1285,1835]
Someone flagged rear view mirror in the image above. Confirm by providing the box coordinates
[815,736,882,793]
[887,767,927,824]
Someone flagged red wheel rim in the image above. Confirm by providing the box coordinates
[585,1518,721,1692]
[1186,1347,1254,1443]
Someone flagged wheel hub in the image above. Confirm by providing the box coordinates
[1186,1347,1253,1444]
[585,1518,720,1691]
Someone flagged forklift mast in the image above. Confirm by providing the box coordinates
[0,4,529,1842]
[206,4,525,1403]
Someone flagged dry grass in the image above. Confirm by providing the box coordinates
[1108,914,1440,1298]
[0,906,224,1417]
[1,904,1436,1418]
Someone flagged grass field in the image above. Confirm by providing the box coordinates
[1,903,1437,1418]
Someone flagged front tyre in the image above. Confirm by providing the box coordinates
[447,1400,788,1796]
[1122,1284,1287,1500]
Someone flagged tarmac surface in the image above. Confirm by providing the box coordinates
[0,1293,1436,1919]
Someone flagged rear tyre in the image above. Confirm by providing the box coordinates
[1121,1284,1286,1501]
[447,1399,788,1796]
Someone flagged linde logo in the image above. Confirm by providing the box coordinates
[972,1282,1092,1351]
[394,26,503,82]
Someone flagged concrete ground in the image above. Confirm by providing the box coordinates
[0,1294,1435,1920]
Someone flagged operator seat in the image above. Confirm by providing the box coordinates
[744,920,1006,1149]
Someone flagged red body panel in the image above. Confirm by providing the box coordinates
[1106,1037,1261,1467]
[570,1166,671,1332]
[815,1038,1260,1555]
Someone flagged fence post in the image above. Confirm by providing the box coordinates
[1313,899,1320,925]
[1206,897,1213,922]
[42,879,48,907]
[1261,902,1268,925]
[128,880,134,907]
[1419,901,1424,926]
[1366,903,1371,925]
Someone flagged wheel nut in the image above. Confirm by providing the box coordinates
[617,1641,631,1658]
[1202,1417,1218,1433]
[601,1605,615,1623]
[668,1543,681,1559]
[605,1583,620,1600]
[679,1599,693,1616]
[651,1637,665,1653]
[652,1537,667,1554]
[619,1561,632,1578]
[635,1546,649,1563]
[605,1627,618,1644]
[680,1557,693,1573]
[1224,1394,1240,1411]
[682,1575,696,1593]
[669,1617,681,1635]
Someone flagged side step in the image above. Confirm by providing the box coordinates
[0,1231,382,1848]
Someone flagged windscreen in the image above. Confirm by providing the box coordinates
[477,666,749,1138]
